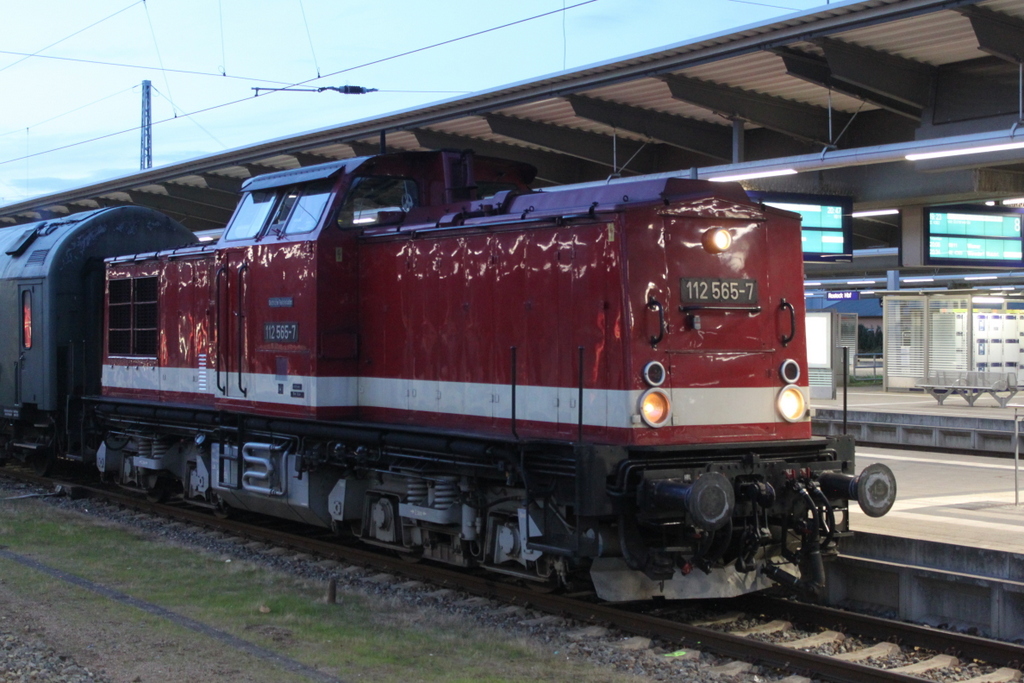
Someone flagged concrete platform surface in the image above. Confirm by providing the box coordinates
[851,445,1024,554]
[812,383,1024,422]
[807,385,1024,553]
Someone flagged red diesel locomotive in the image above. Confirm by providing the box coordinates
[2,150,895,601]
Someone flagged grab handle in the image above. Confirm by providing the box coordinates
[214,266,227,395]
[647,297,666,347]
[780,298,796,347]
[237,262,249,397]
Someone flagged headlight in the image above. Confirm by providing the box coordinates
[702,228,732,254]
[780,359,801,383]
[639,388,672,428]
[777,384,807,422]
[642,361,666,387]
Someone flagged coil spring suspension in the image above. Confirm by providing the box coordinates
[433,477,458,509]
[407,479,428,505]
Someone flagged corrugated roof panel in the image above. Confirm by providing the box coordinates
[831,9,979,64]
[982,0,1024,17]
[428,116,492,137]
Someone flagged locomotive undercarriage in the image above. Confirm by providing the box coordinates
[84,399,895,602]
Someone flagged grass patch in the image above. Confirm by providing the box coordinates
[0,498,628,683]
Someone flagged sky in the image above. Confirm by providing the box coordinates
[0,0,832,207]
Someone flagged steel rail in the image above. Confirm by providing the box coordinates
[744,595,1024,669]
[0,467,1001,683]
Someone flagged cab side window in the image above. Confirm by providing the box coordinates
[336,177,418,227]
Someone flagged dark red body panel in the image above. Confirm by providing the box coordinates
[102,164,811,448]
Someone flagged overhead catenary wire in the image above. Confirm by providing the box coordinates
[218,0,227,76]
[151,86,227,149]
[297,0,322,79]
[0,0,144,75]
[0,86,135,139]
[0,0,599,170]
[726,0,803,9]
[142,0,177,117]
[0,49,296,86]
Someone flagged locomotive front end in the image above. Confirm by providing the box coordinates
[591,183,896,600]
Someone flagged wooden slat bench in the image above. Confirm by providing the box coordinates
[916,370,1019,408]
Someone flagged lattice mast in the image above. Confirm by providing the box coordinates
[140,80,152,170]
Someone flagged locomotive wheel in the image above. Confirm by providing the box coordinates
[145,480,170,503]
[30,450,55,477]
[213,497,232,519]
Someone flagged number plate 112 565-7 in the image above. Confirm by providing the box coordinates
[679,278,758,304]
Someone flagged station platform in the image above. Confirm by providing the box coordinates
[809,385,1024,556]
[811,383,1024,455]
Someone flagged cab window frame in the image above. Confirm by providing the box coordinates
[223,189,278,242]
[335,175,419,228]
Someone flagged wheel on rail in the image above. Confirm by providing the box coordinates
[145,479,170,503]
[212,497,232,519]
[30,449,55,477]
[397,551,423,564]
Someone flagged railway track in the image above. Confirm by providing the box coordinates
[3,465,1022,683]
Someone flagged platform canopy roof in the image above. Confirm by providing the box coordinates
[2,0,1023,256]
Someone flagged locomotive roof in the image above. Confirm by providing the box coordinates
[241,157,369,192]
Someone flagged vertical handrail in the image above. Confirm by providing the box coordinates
[237,262,249,397]
[647,298,665,346]
[214,266,227,395]
[13,358,21,406]
[510,346,518,440]
[577,346,584,443]
[780,299,796,346]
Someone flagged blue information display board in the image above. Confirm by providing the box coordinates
[748,192,853,263]
[926,208,1024,266]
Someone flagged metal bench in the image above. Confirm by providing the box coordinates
[916,370,1019,408]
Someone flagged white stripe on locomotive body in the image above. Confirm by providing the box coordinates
[101,364,806,428]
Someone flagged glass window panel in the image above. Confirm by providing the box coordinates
[284,179,334,235]
[224,190,276,241]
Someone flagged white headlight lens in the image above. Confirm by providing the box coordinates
[777,385,807,422]
[639,389,672,428]
[702,228,732,254]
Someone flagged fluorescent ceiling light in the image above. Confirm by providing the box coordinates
[198,236,215,242]
[847,280,877,285]
[906,140,1024,161]
[964,275,998,281]
[989,286,1016,290]
[803,282,822,286]
[851,209,899,218]
[708,168,798,182]
[986,201,997,206]
[862,290,877,294]
[973,296,1006,304]
[1002,197,1024,207]
[904,277,934,283]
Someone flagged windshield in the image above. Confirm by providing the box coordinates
[224,190,275,241]
[284,179,334,234]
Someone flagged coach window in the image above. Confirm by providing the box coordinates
[283,179,334,235]
[21,290,32,350]
[224,190,276,241]
[336,176,418,227]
